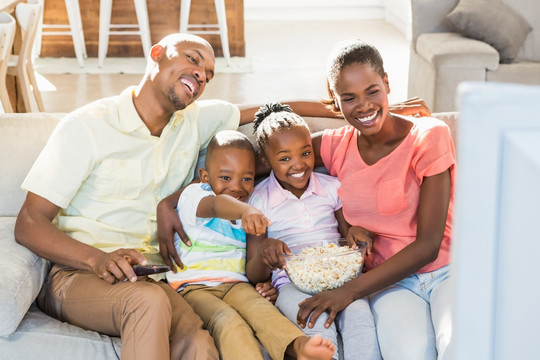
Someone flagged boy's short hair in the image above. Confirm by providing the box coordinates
[205,130,255,169]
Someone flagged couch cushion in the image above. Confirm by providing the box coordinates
[0,304,122,359]
[0,217,49,337]
[487,62,540,85]
[416,32,500,70]
[0,113,62,217]
[447,0,532,63]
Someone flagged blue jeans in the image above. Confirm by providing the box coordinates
[368,265,452,360]
[276,283,381,360]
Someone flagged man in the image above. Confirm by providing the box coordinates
[14,33,240,360]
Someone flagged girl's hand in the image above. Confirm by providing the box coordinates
[256,280,278,304]
[296,286,354,329]
[346,226,374,255]
[258,237,291,270]
[242,206,272,236]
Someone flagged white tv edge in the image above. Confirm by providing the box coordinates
[452,82,540,359]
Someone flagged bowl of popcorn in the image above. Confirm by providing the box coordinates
[284,239,366,294]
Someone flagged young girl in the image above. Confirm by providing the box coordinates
[246,103,381,360]
[296,40,455,360]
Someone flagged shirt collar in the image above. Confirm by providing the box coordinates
[268,171,328,208]
[118,86,185,134]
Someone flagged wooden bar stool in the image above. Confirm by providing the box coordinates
[98,0,151,67]
[180,0,231,66]
[0,12,16,113]
[7,1,44,112]
[34,0,87,68]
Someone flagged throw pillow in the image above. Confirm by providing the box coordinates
[446,0,532,63]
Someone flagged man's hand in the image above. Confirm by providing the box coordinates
[256,280,278,304]
[157,198,187,272]
[389,97,431,117]
[93,249,148,284]
[258,237,290,271]
[346,226,374,255]
[241,206,271,236]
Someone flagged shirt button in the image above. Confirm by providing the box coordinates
[183,151,189,156]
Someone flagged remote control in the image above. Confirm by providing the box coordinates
[132,264,170,276]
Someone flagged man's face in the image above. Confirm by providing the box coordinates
[155,40,216,111]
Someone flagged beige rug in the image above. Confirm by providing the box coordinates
[34,56,253,75]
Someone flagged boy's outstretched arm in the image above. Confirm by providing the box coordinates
[197,194,270,236]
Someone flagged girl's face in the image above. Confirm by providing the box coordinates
[262,125,314,198]
[332,62,390,137]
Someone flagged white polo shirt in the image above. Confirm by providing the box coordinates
[22,86,239,261]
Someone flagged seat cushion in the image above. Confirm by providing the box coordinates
[446,0,532,63]
[487,62,540,84]
[0,304,122,359]
[0,217,49,337]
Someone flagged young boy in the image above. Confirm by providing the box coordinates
[166,130,335,360]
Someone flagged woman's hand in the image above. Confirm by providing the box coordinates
[157,197,186,272]
[347,226,374,255]
[256,280,278,304]
[296,286,354,329]
[389,97,431,117]
[258,237,291,270]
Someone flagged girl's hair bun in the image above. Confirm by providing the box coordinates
[253,102,293,130]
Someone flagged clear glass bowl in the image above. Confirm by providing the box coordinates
[284,238,366,295]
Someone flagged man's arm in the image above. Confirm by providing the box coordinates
[238,98,431,125]
[15,192,147,283]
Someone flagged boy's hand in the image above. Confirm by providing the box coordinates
[258,237,290,270]
[256,280,278,304]
[346,226,374,255]
[241,206,271,236]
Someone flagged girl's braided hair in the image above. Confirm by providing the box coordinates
[252,102,309,152]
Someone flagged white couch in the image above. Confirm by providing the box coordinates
[408,0,540,113]
[0,111,457,359]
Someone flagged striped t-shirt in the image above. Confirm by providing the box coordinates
[167,183,249,291]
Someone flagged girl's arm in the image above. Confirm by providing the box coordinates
[245,233,273,284]
[296,169,451,329]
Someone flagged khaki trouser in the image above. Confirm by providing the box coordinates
[38,264,218,360]
[181,282,305,360]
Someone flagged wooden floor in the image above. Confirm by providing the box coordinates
[37,19,410,114]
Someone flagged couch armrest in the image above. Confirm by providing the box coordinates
[0,218,49,337]
[416,33,500,70]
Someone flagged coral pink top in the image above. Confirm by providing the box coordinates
[320,116,455,273]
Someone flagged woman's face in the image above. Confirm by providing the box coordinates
[332,62,390,137]
[262,125,314,198]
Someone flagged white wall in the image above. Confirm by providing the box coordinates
[244,0,385,21]
[243,0,411,39]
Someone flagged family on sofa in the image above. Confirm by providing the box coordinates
[10,32,454,360]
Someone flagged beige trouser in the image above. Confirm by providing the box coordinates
[180,282,305,360]
[38,264,218,360]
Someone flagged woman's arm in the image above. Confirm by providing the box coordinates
[296,169,451,329]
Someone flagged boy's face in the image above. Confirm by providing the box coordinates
[199,147,256,203]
